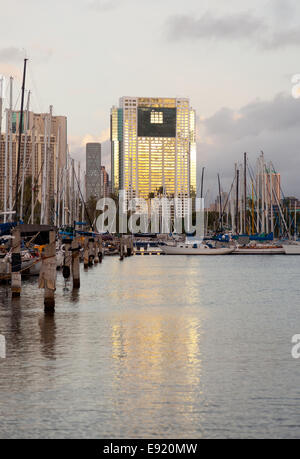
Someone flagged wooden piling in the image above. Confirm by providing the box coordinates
[39,230,57,312]
[119,236,124,261]
[62,238,72,280]
[84,237,89,269]
[11,227,21,298]
[71,237,80,289]
[88,238,94,267]
[98,237,103,263]
[94,238,99,264]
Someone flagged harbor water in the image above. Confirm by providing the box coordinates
[0,255,299,439]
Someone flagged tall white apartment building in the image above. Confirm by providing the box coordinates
[111,97,196,207]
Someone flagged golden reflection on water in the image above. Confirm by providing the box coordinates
[110,308,204,434]
[108,257,206,308]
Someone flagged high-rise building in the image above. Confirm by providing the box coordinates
[101,166,110,198]
[0,107,65,223]
[12,110,67,168]
[111,97,196,204]
[0,131,56,216]
[0,76,4,135]
[86,143,101,200]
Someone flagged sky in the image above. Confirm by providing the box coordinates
[1,0,300,201]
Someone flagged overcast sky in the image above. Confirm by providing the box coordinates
[1,0,300,200]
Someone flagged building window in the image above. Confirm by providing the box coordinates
[150,111,163,124]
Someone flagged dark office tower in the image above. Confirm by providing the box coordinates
[86,142,101,200]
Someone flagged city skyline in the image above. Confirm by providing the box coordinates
[1,0,300,200]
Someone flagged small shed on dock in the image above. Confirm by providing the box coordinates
[17,224,56,245]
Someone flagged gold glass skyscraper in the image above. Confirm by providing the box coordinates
[111,97,196,201]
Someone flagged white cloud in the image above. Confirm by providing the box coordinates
[0,46,53,63]
[165,7,300,50]
[197,93,300,201]
[69,130,111,176]
[0,47,26,62]
[87,0,120,11]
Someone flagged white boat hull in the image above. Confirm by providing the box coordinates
[233,247,285,255]
[162,245,235,255]
[56,250,64,268]
[283,245,300,255]
[21,258,42,275]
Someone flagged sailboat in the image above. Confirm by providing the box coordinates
[282,241,300,255]
[161,238,234,255]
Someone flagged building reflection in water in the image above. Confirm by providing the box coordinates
[110,310,204,435]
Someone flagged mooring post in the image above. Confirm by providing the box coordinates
[94,237,99,264]
[62,238,72,281]
[79,237,84,263]
[84,237,89,269]
[71,237,80,289]
[98,236,103,263]
[88,238,94,267]
[119,236,124,261]
[39,230,57,312]
[127,236,133,257]
[11,227,21,298]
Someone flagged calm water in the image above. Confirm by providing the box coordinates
[0,255,300,439]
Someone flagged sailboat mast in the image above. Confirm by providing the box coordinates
[217,173,222,229]
[20,90,30,221]
[45,105,52,225]
[269,163,274,235]
[295,201,297,240]
[239,164,243,234]
[77,161,81,222]
[200,167,205,199]
[252,182,254,235]
[14,58,28,221]
[236,167,239,234]
[264,160,269,234]
[9,77,13,221]
[61,167,65,227]
[4,108,9,223]
[256,160,260,233]
[54,127,60,227]
[261,153,265,233]
[244,152,247,234]
[71,158,75,225]
[31,129,36,224]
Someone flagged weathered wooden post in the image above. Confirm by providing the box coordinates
[125,235,132,257]
[126,236,133,257]
[39,230,57,312]
[11,227,21,298]
[98,236,103,263]
[130,237,134,256]
[62,238,72,281]
[94,237,99,264]
[84,237,89,269]
[119,236,124,261]
[71,237,80,289]
[79,237,84,263]
[88,238,94,267]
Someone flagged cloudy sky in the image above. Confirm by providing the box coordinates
[1,0,300,200]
